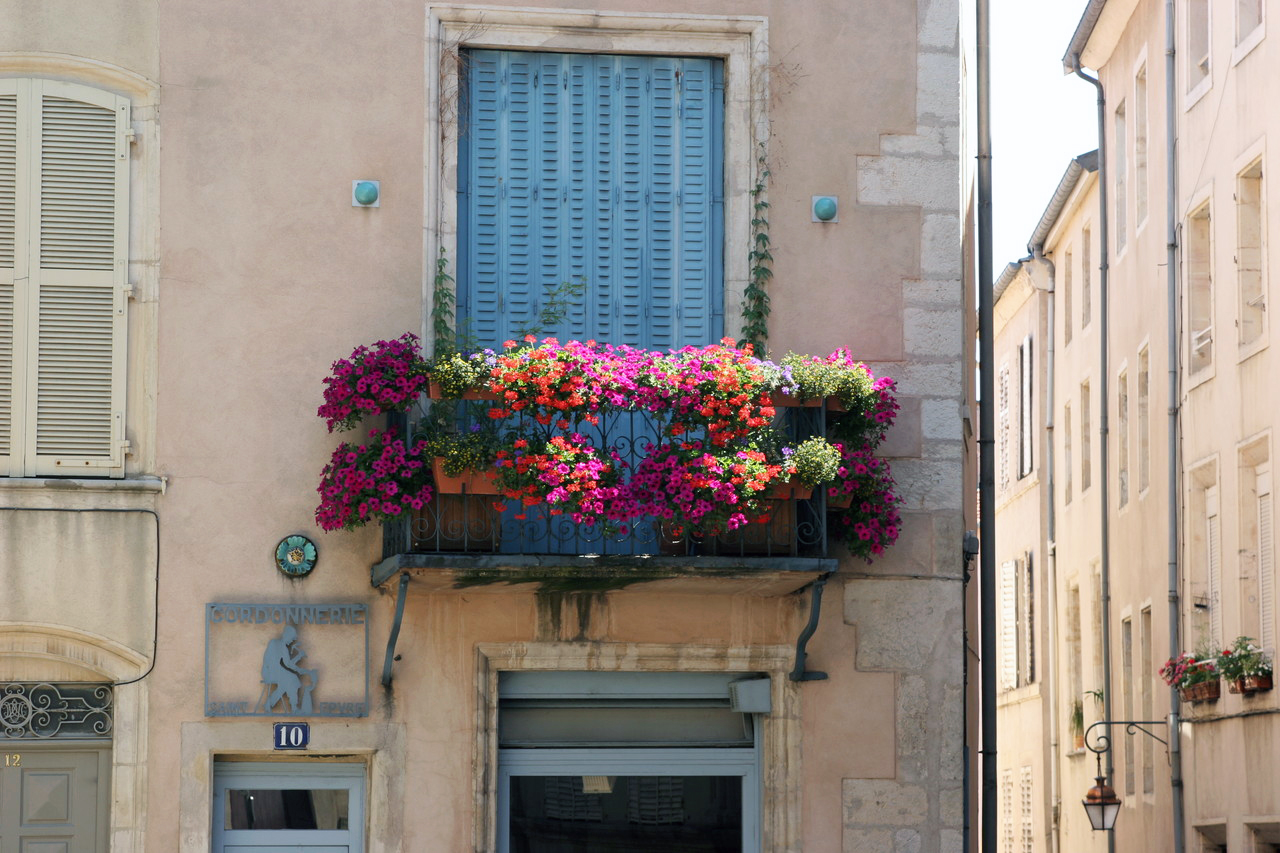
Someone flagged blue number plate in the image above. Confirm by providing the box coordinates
[273,722,310,750]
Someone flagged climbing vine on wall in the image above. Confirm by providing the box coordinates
[740,145,772,352]
[430,246,456,356]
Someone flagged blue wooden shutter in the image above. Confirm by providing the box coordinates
[460,50,723,350]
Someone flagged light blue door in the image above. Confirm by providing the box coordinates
[212,762,364,853]
[459,49,725,350]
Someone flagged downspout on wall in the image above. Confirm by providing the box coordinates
[1029,246,1058,853]
[976,2,999,853]
[1164,0,1187,848]
[1071,57,1116,853]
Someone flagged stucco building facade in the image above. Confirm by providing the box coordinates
[0,1,970,851]
[995,0,1280,850]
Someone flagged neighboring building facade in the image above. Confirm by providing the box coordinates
[997,0,1280,850]
[0,1,970,851]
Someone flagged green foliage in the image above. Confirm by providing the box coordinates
[1070,699,1084,737]
[739,145,772,352]
[1218,636,1274,679]
[422,423,507,477]
[431,247,457,355]
[429,352,489,398]
[790,437,840,487]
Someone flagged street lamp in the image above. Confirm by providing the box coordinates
[1080,719,1168,831]
[1082,773,1122,831]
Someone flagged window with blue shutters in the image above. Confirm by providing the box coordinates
[459,50,725,351]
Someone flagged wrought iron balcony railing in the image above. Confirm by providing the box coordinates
[379,405,831,563]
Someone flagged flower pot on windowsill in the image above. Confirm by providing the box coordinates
[1230,674,1273,695]
[1178,680,1222,703]
[431,457,500,495]
[428,381,500,401]
[1073,733,1086,750]
[766,482,813,500]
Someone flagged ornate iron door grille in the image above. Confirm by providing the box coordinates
[0,683,113,740]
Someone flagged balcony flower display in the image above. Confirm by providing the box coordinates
[313,335,901,556]
[315,428,433,531]
[1217,636,1274,694]
[1159,650,1221,703]
[318,333,429,432]
[824,441,902,562]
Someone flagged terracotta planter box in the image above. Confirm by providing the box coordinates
[431,457,500,495]
[768,391,820,409]
[427,381,499,401]
[767,482,813,500]
[1179,680,1222,703]
[1231,674,1273,695]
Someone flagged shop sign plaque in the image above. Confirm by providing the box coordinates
[204,603,369,718]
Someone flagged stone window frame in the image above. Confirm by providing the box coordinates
[473,642,799,851]
[423,4,769,351]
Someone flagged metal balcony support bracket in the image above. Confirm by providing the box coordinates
[380,573,411,688]
[789,571,834,682]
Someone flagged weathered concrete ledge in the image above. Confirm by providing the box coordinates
[371,553,837,595]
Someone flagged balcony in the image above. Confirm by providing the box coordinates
[372,405,838,595]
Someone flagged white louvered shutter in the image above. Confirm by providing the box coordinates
[0,82,21,476]
[26,80,129,476]
[1207,486,1222,647]
[1000,559,1018,690]
[1258,467,1275,653]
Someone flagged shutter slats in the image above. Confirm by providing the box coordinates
[1208,488,1223,647]
[461,50,722,349]
[1000,559,1018,690]
[0,94,16,270]
[34,284,115,457]
[0,283,12,457]
[39,96,116,271]
[1260,484,1275,653]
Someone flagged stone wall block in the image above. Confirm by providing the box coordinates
[903,278,964,306]
[918,0,959,51]
[916,51,960,126]
[843,779,929,826]
[920,213,961,278]
[920,398,963,441]
[904,306,963,358]
[881,396,923,458]
[844,578,961,672]
[844,828,895,853]
[880,126,961,158]
[857,154,957,212]
[863,362,959,401]
[891,459,963,510]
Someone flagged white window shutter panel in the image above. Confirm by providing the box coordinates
[1000,559,1018,690]
[27,80,129,477]
[1207,486,1222,647]
[0,81,23,476]
[1258,468,1275,653]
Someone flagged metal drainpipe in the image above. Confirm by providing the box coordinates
[1031,246,1060,853]
[977,2,998,853]
[1164,0,1187,848]
[1073,55,1116,853]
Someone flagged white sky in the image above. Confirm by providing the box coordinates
[989,0,1099,265]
